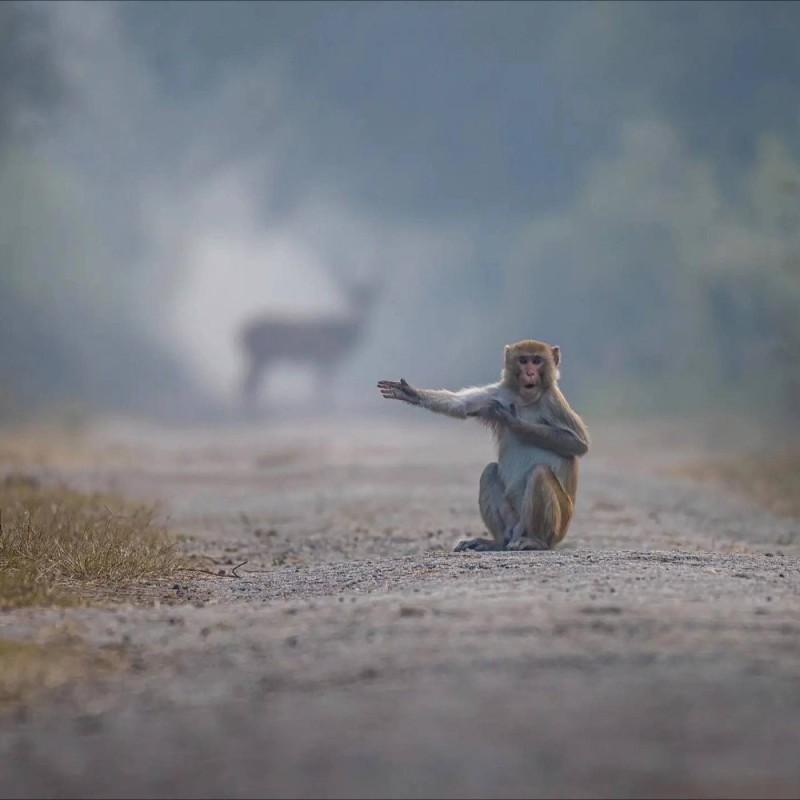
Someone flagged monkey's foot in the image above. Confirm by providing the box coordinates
[505,521,527,545]
[506,536,550,551]
[454,538,503,552]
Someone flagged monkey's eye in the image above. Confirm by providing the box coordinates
[518,356,528,365]
[531,356,543,365]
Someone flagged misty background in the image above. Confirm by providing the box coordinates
[2,0,800,425]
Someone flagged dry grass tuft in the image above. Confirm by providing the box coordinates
[0,477,187,609]
[674,446,800,518]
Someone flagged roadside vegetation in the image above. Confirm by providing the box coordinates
[0,475,187,609]
[677,446,800,519]
[0,473,189,709]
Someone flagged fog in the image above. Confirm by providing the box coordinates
[2,1,800,424]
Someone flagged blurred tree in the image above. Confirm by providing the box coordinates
[0,3,64,146]
[0,3,67,416]
[0,3,202,419]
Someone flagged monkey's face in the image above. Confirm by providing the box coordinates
[503,340,561,400]
[515,352,547,396]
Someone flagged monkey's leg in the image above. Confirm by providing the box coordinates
[455,463,516,552]
[507,466,573,551]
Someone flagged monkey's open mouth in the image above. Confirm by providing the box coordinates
[523,382,537,389]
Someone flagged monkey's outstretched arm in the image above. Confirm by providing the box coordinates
[377,380,497,419]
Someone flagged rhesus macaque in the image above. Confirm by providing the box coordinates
[377,340,589,551]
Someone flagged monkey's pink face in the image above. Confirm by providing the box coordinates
[516,353,546,396]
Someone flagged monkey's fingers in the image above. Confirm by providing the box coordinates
[377,379,421,404]
[488,400,517,423]
[377,380,404,400]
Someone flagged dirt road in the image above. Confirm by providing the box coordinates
[1,415,799,798]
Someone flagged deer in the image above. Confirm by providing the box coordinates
[237,279,382,408]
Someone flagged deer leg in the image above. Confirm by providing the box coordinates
[242,357,265,407]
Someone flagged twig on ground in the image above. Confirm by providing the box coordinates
[175,560,249,579]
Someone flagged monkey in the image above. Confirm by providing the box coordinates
[377,340,589,551]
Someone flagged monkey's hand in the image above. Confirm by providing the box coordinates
[377,378,421,405]
[471,399,519,427]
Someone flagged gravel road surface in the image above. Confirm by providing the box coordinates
[1,415,798,798]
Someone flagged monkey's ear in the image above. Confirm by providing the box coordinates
[551,346,561,366]
[504,344,511,358]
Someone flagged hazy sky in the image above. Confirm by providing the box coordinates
[3,1,800,415]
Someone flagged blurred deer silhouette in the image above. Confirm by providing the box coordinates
[237,279,381,408]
